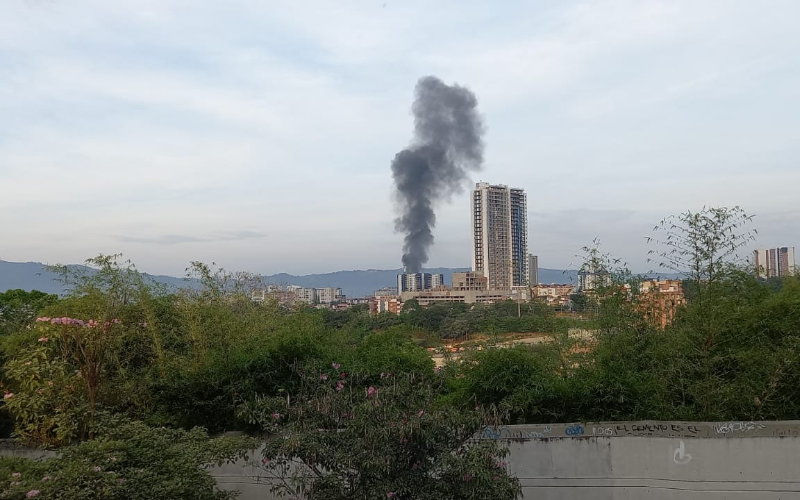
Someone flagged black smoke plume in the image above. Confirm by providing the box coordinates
[391,76,484,273]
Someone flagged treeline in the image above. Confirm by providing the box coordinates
[0,208,798,499]
[2,256,798,433]
[320,298,582,343]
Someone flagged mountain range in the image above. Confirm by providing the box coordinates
[0,260,582,298]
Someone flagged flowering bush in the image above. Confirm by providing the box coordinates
[1,316,126,445]
[0,419,254,500]
[240,365,521,500]
[1,342,88,446]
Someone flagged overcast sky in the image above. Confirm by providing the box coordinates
[1,0,798,276]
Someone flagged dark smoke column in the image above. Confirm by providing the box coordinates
[391,76,484,273]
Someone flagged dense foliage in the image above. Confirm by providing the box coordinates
[0,207,798,498]
[240,367,520,500]
[0,291,59,337]
[0,419,253,500]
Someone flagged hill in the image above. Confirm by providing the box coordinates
[0,260,586,298]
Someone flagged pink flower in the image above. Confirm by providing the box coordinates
[26,490,40,498]
[387,493,395,498]
[340,372,347,378]
[271,413,281,420]
[41,476,50,481]
[37,337,49,342]
[320,374,328,381]
[417,410,424,417]
[37,389,44,395]
[112,318,121,324]
[35,317,50,322]
[336,381,344,391]
[93,466,101,472]
[4,393,13,400]
[12,472,21,478]
[332,362,341,370]
[367,386,377,398]
[463,473,472,482]
[261,458,271,464]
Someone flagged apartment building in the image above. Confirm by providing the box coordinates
[534,284,575,300]
[452,271,488,291]
[399,289,514,306]
[374,287,399,297]
[397,272,444,292]
[289,286,317,304]
[753,247,796,278]
[578,269,611,292]
[472,182,528,290]
[316,287,343,304]
[635,279,686,328]
[370,296,403,314]
[528,254,539,286]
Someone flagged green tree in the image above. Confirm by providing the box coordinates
[447,346,566,424]
[647,206,756,322]
[569,293,588,313]
[0,419,254,500]
[0,290,58,336]
[241,365,521,500]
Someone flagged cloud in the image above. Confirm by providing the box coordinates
[1,0,799,275]
[116,230,268,245]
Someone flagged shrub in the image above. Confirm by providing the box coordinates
[241,365,521,500]
[0,419,254,500]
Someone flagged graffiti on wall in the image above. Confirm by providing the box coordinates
[477,420,800,440]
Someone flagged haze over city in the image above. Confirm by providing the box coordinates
[2,0,799,276]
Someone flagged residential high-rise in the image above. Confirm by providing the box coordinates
[753,247,796,278]
[472,182,528,290]
[397,272,444,292]
[528,254,539,286]
[430,273,445,289]
[316,287,343,304]
[510,188,528,288]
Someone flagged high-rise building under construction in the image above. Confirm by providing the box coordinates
[471,182,528,290]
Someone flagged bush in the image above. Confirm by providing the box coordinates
[241,366,521,500]
[0,419,254,500]
[447,346,570,423]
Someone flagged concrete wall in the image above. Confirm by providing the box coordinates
[0,439,56,461]
[210,421,800,500]
[482,421,800,500]
[4,421,800,499]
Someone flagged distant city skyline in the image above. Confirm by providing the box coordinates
[2,1,799,277]
[753,247,797,279]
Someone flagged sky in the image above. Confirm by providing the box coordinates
[1,0,799,276]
